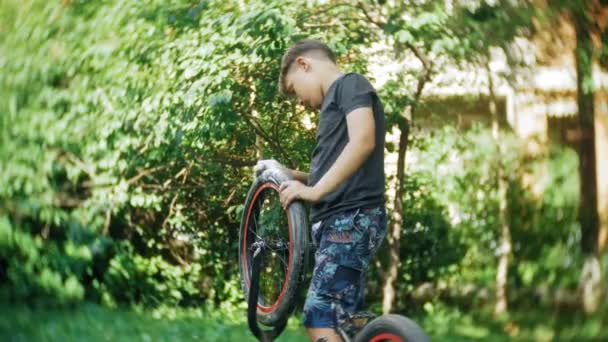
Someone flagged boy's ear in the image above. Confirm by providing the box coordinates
[294,56,309,71]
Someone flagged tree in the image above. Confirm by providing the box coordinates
[542,0,606,314]
[448,0,536,315]
[359,0,533,314]
[571,0,603,314]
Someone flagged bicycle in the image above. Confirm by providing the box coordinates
[239,168,429,342]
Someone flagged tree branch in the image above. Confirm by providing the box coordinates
[239,110,294,165]
[205,154,257,167]
[356,1,387,29]
[299,2,361,20]
[126,165,166,184]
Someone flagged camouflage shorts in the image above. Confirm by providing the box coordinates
[302,205,387,328]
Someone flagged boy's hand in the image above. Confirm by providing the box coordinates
[279,180,319,209]
[253,159,285,179]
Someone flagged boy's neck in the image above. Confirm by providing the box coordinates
[320,68,344,98]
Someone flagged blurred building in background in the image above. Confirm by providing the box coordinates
[370,11,608,250]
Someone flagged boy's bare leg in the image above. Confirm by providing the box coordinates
[307,328,343,342]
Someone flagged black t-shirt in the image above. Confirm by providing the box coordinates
[308,72,386,223]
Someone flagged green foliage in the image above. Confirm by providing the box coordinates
[0,216,86,305]
[371,171,463,306]
[0,0,370,307]
[0,0,596,324]
[399,173,464,290]
[99,242,202,307]
[409,125,582,296]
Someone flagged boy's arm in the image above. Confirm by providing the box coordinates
[311,107,375,199]
[287,169,309,183]
[279,107,375,208]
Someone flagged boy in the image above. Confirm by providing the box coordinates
[254,39,387,342]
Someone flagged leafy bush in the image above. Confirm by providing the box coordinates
[0,0,369,308]
[408,125,582,303]
[0,216,86,305]
[0,0,588,315]
[99,242,203,307]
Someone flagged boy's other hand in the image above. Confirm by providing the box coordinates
[253,159,285,179]
[279,180,319,209]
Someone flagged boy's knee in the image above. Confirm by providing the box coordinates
[306,327,343,342]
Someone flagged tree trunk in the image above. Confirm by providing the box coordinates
[487,66,511,315]
[252,109,264,159]
[380,38,432,313]
[596,92,608,252]
[573,10,601,314]
[382,66,430,313]
[382,119,410,314]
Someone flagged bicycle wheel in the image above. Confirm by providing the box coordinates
[239,168,309,327]
[354,314,429,342]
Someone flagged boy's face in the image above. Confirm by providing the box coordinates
[285,56,324,109]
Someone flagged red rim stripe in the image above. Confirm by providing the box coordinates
[369,333,405,342]
[242,182,293,313]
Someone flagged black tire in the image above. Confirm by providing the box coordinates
[238,168,309,327]
[354,314,429,342]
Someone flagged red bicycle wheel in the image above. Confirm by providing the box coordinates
[354,314,429,342]
[239,168,308,326]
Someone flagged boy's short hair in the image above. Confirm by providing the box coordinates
[278,39,337,96]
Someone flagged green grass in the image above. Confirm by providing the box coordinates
[420,302,608,342]
[0,302,308,342]
[0,302,606,341]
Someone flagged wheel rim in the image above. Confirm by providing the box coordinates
[369,333,405,342]
[242,182,292,313]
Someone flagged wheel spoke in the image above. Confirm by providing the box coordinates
[274,249,288,269]
[249,205,262,240]
[244,186,291,309]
